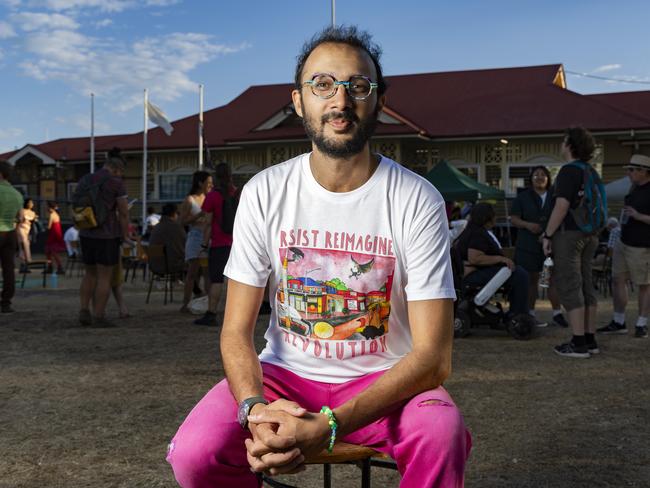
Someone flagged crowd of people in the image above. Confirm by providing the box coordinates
[450,127,649,358]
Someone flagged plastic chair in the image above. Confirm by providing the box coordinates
[262,442,397,488]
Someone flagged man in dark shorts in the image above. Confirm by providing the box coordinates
[78,152,129,327]
[542,127,600,358]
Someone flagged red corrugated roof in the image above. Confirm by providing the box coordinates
[4,64,650,162]
[0,134,129,161]
[586,91,650,122]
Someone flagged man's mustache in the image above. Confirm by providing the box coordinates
[321,110,359,124]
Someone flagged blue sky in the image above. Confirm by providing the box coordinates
[1,0,649,153]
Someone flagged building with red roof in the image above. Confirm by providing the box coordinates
[2,63,649,219]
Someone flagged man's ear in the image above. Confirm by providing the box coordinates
[291,89,304,118]
[377,94,386,113]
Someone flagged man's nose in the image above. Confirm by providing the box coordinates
[327,83,354,110]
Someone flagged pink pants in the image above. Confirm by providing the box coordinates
[167,363,471,487]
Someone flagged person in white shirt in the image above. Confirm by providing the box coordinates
[63,225,80,257]
[142,206,161,237]
[166,26,470,487]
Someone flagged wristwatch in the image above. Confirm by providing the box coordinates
[237,396,268,430]
[542,232,553,239]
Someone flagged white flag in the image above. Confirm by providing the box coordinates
[146,100,173,136]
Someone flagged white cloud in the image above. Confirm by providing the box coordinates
[0,127,25,139]
[593,64,622,73]
[94,18,112,28]
[0,0,22,8]
[18,26,248,111]
[0,20,17,38]
[11,12,79,31]
[56,113,110,133]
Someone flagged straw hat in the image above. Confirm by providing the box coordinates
[623,154,650,170]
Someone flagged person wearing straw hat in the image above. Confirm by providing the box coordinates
[597,154,650,338]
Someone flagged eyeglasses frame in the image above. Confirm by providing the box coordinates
[302,73,379,101]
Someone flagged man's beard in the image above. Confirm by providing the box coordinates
[301,104,379,159]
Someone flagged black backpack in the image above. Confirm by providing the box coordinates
[220,188,240,235]
[71,172,111,230]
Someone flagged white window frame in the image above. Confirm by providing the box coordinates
[504,160,564,197]
[156,170,194,202]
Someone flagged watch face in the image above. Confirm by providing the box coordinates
[237,402,249,428]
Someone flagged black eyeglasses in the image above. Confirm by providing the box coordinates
[302,73,378,101]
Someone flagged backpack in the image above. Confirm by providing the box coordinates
[220,188,240,235]
[567,161,607,235]
[71,172,111,230]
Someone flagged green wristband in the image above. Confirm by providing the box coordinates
[320,406,338,453]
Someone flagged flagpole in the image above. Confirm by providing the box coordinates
[142,88,148,228]
[199,84,204,170]
[90,93,95,173]
[331,0,335,26]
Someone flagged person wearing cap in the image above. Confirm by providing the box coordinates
[597,154,650,338]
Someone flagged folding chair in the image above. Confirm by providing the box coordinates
[20,259,49,288]
[65,241,83,277]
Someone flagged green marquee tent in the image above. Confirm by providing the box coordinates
[424,160,505,202]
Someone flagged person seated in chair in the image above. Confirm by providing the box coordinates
[455,202,529,317]
[148,203,186,275]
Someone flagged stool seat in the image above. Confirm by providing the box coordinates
[263,442,396,488]
[305,442,385,464]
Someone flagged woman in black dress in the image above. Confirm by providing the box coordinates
[510,166,566,327]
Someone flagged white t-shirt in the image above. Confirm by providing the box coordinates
[63,226,79,256]
[143,213,161,235]
[224,154,455,383]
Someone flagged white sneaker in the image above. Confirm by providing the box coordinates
[534,318,548,328]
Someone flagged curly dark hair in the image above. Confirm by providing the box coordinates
[528,165,552,190]
[564,126,596,162]
[469,202,496,228]
[294,25,387,97]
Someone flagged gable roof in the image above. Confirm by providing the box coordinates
[1,134,128,163]
[4,64,650,163]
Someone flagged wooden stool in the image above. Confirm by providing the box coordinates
[20,260,50,289]
[262,442,397,488]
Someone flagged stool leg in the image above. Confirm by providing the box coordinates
[324,463,331,488]
[361,458,371,488]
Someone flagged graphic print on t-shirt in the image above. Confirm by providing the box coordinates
[276,246,395,342]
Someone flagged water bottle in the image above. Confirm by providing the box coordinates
[50,270,58,288]
[539,257,554,288]
[620,195,631,225]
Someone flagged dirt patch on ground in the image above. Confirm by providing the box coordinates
[2,276,649,487]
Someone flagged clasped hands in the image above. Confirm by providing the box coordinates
[245,399,332,477]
